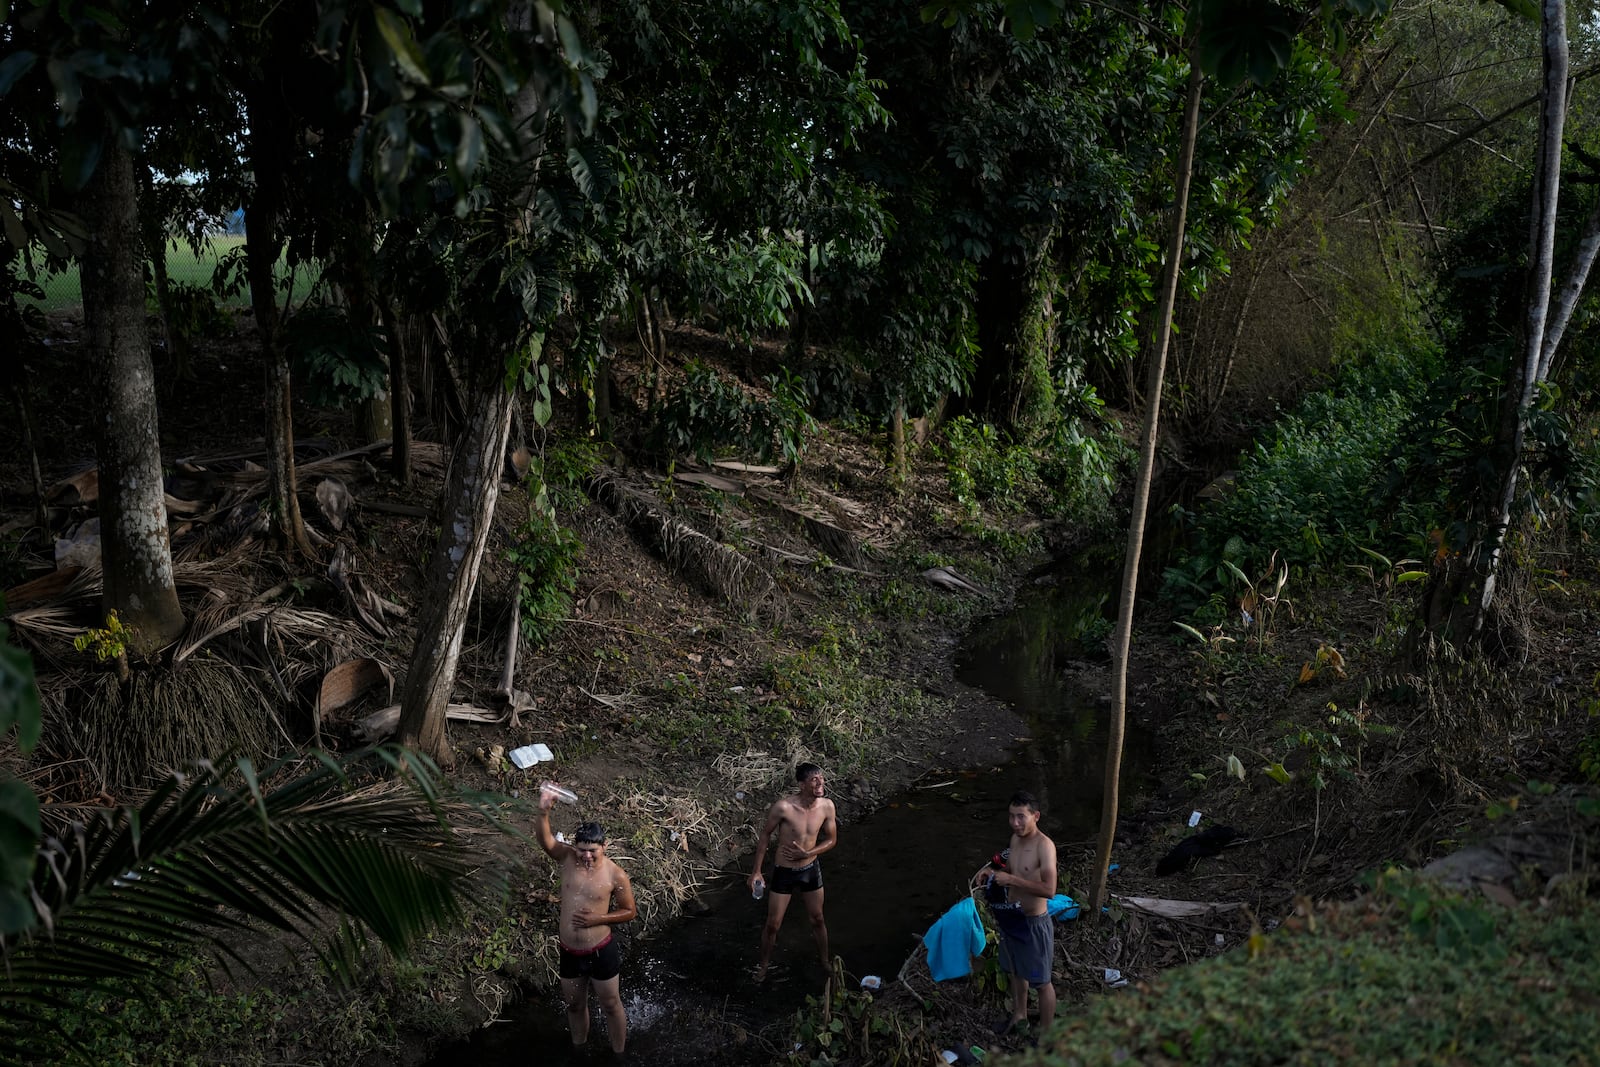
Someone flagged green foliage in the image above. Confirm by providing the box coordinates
[151,279,232,344]
[789,958,934,1066]
[941,417,1037,518]
[541,437,603,513]
[1274,702,1391,791]
[1165,344,1442,609]
[72,609,131,665]
[1578,729,1600,786]
[507,469,584,648]
[939,411,1128,525]
[0,611,41,938]
[656,361,818,466]
[33,956,392,1066]
[1025,870,1600,1067]
[283,306,388,410]
[0,748,489,1063]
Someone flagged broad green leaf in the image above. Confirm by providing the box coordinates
[0,625,40,752]
[1353,544,1393,568]
[1174,621,1208,644]
[373,8,430,84]
[0,776,40,893]
[1263,762,1293,785]
[56,125,102,193]
[1395,571,1428,583]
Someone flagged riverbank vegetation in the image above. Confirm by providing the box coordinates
[4,0,1600,1063]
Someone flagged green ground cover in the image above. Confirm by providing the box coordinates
[1020,870,1600,1067]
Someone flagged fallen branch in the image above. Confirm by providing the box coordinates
[588,470,781,619]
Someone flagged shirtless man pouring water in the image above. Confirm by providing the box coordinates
[536,788,638,1053]
[748,762,838,980]
[972,790,1058,1036]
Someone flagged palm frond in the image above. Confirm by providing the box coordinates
[0,746,495,1058]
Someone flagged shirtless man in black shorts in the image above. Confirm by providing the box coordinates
[748,762,838,980]
[537,790,638,1053]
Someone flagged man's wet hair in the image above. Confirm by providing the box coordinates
[1009,790,1040,813]
[795,762,823,782]
[574,821,606,845]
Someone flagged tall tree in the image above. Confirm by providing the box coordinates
[0,3,232,652]
[79,135,187,651]
[384,1,603,762]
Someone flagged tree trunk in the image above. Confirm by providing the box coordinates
[969,247,1052,434]
[890,394,908,491]
[395,366,517,763]
[1089,51,1205,914]
[397,10,545,764]
[245,85,313,558]
[381,302,414,484]
[1467,0,1567,634]
[80,140,186,654]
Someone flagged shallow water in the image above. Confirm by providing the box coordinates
[427,578,1154,1065]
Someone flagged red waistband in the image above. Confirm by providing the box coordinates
[560,933,613,956]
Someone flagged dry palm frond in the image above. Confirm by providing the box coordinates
[45,661,286,793]
[4,603,84,646]
[588,470,782,620]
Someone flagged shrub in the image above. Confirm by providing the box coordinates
[656,361,817,466]
[1165,342,1442,609]
[283,306,388,409]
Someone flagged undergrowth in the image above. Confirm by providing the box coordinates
[1026,865,1600,1067]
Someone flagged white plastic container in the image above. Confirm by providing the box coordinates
[539,782,578,805]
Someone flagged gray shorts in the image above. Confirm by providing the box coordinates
[997,911,1054,987]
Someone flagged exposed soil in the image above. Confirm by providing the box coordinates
[5,309,1598,1064]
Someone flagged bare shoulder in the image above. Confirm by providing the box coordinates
[821,798,839,818]
[608,858,632,887]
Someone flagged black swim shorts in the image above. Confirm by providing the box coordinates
[559,934,622,981]
[770,860,823,894]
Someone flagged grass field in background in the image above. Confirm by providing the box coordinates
[23,235,320,313]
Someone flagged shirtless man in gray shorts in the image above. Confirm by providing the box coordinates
[973,790,1058,1036]
[748,762,838,980]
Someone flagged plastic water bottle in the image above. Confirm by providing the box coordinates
[753,876,765,900]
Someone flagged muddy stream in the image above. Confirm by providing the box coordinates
[428,578,1155,1065]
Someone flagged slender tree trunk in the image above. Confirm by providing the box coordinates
[11,350,48,532]
[80,140,186,654]
[381,302,414,484]
[395,375,517,762]
[1090,51,1205,914]
[1472,0,1567,632]
[595,335,613,442]
[244,88,313,558]
[1539,196,1600,380]
[396,6,547,763]
[890,394,908,491]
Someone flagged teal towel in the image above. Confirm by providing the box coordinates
[923,897,986,981]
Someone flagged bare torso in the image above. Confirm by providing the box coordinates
[1007,830,1054,916]
[559,856,626,949]
[773,794,835,867]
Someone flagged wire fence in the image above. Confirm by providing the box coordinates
[21,236,319,313]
